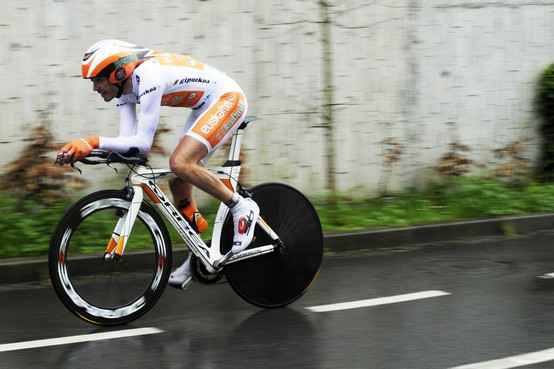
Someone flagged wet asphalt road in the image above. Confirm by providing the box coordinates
[3,231,554,368]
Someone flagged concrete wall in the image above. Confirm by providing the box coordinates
[1,0,554,198]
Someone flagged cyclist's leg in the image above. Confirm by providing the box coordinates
[167,141,217,288]
[168,113,201,288]
[169,111,210,221]
[170,136,233,203]
[175,91,259,253]
[169,178,193,205]
[168,91,258,286]
[169,91,248,203]
[169,111,199,208]
[177,94,258,238]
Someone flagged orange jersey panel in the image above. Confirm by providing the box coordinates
[155,53,204,69]
[192,92,246,149]
[161,91,205,108]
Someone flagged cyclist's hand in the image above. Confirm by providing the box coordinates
[55,136,99,166]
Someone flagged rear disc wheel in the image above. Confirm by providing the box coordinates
[221,183,323,308]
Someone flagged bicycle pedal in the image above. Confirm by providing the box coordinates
[168,276,193,290]
[180,277,193,290]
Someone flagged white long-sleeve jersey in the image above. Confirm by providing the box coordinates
[99,53,243,154]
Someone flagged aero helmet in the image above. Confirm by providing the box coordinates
[81,40,156,84]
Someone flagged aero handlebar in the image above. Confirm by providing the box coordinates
[79,149,148,166]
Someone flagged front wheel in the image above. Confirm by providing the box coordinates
[221,183,324,308]
[49,190,172,325]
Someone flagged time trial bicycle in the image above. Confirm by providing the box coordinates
[48,117,324,325]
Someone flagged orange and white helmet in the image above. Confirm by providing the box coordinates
[82,40,156,84]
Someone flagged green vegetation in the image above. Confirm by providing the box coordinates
[536,62,554,181]
[0,194,74,258]
[3,176,554,259]
[315,177,554,232]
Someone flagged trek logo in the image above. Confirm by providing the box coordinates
[200,95,236,135]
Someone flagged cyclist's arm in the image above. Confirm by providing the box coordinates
[98,80,163,153]
[116,101,137,136]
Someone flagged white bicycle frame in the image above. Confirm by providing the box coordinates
[104,120,282,274]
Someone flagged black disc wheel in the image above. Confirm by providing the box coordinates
[221,183,323,308]
[48,190,172,325]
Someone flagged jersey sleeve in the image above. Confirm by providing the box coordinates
[116,101,137,136]
[98,71,164,154]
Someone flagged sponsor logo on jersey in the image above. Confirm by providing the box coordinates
[192,94,210,111]
[216,99,245,140]
[173,77,210,85]
[200,95,237,135]
[139,86,158,98]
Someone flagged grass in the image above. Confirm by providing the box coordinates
[315,177,554,232]
[3,176,554,259]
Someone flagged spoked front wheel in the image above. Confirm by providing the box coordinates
[48,190,172,325]
[221,183,324,308]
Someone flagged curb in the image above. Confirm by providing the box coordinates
[2,213,554,285]
[324,213,554,252]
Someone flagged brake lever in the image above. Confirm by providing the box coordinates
[70,162,83,175]
[107,162,118,173]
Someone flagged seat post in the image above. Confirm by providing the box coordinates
[226,116,257,164]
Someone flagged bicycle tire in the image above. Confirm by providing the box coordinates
[49,190,172,325]
[221,183,323,308]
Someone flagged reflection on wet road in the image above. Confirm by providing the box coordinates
[3,232,554,368]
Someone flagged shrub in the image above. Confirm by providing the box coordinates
[536,63,554,181]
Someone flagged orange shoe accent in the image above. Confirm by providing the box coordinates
[193,213,208,233]
[178,199,208,233]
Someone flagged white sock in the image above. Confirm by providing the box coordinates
[226,193,241,209]
[229,194,244,212]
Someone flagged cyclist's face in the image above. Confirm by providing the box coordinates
[91,76,118,102]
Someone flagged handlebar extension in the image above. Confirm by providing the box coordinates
[79,149,148,166]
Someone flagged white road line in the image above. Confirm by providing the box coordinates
[0,327,163,353]
[538,272,554,279]
[451,347,554,369]
[306,290,451,313]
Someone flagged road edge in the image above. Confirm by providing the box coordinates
[2,213,554,284]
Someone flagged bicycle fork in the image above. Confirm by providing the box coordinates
[103,189,144,261]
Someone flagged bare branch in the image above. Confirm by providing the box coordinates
[333,18,397,30]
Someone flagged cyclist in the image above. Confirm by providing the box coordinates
[55,40,259,288]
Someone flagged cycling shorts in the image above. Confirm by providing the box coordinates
[180,88,247,162]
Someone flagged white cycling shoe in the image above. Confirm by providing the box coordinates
[231,197,260,254]
[168,255,193,290]
[168,197,259,289]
